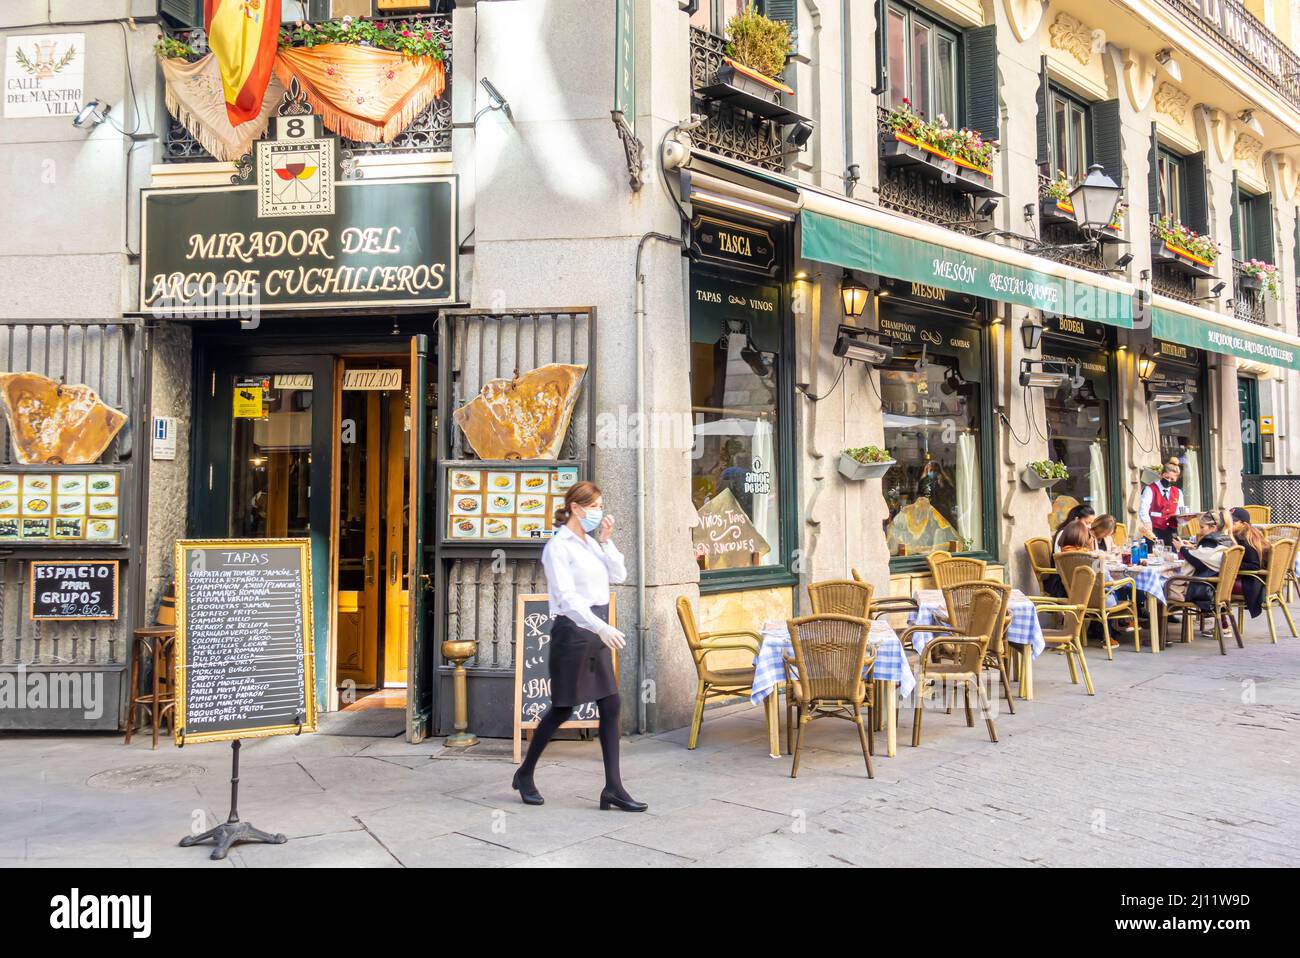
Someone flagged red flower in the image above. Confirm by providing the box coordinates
[424,31,433,40]
[402,29,412,37]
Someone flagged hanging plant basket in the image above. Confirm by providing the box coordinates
[1140,467,1162,486]
[1239,273,1264,292]
[838,453,896,481]
[1020,468,1061,491]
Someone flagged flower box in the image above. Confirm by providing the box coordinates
[1020,467,1062,491]
[694,58,809,126]
[718,56,792,97]
[881,134,1000,197]
[1151,238,1217,278]
[838,453,896,481]
[1238,273,1263,292]
[1039,196,1076,226]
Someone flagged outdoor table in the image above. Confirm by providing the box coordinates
[1104,558,1179,653]
[909,588,1044,699]
[753,617,915,759]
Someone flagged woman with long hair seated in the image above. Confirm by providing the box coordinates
[1229,506,1269,621]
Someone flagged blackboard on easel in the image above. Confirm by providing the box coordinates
[512,593,617,762]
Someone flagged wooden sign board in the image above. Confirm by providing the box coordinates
[512,592,617,762]
[29,560,118,620]
[691,487,771,570]
[174,539,317,745]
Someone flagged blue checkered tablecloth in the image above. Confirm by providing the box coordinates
[1105,560,1177,603]
[909,589,1046,658]
[751,618,915,703]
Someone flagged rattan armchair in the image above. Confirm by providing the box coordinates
[1160,545,1245,655]
[675,596,762,750]
[1054,552,1138,659]
[1113,523,1128,548]
[1244,504,1272,525]
[1233,538,1297,644]
[1025,537,1055,594]
[808,579,873,618]
[1027,565,1095,695]
[927,552,988,588]
[1263,524,1300,601]
[902,589,1001,747]
[941,580,1014,713]
[783,614,875,779]
[852,568,917,619]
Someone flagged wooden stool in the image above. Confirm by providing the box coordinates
[124,627,177,749]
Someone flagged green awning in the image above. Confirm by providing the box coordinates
[1152,306,1300,372]
[800,209,1134,327]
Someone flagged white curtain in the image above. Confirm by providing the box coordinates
[751,415,777,554]
[1088,442,1109,515]
[1182,448,1202,514]
[955,432,981,552]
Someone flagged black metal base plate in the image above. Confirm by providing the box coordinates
[180,821,287,861]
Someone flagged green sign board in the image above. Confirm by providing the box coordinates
[1152,307,1300,372]
[614,0,635,118]
[140,176,458,316]
[800,210,1134,327]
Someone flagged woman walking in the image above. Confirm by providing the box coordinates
[511,481,646,812]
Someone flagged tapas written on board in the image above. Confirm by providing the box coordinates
[28,560,119,620]
[512,592,617,763]
[174,539,317,746]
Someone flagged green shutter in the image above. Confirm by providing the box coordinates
[873,0,888,96]
[1293,213,1300,278]
[963,25,999,141]
[1249,193,1274,263]
[1036,57,1050,169]
[1185,152,1209,233]
[760,0,798,91]
[1090,99,1123,189]
[1231,171,1242,260]
[159,0,202,27]
[1148,125,1160,217]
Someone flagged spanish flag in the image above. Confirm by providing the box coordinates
[206,0,282,126]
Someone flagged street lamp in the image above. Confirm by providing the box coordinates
[1068,163,1122,233]
[1136,350,1157,381]
[839,272,870,318]
[1020,319,1043,351]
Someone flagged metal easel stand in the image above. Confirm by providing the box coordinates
[179,740,287,861]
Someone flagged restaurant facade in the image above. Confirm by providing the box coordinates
[6,0,1300,738]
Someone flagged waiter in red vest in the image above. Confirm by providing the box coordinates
[1139,459,1183,547]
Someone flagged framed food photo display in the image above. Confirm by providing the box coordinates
[444,464,579,543]
[0,468,123,545]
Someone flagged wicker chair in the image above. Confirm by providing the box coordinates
[1160,545,1245,655]
[1262,524,1300,601]
[852,568,917,619]
[1025,537,1055,593]
[783,614,875,779]
[903,589,1001,747]
[1244,504,1272,525]
[1113,523,1128,548]
[1055,552,1138,660]
[1233,538,1298,644]
[940,580,1014,712]
[927,552,987,588]
[808,579,873,618]
[1027,565,1096,695]
[675,597,762,750]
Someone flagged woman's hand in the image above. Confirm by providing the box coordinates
[597,514,615,544]
[598,623,626,650]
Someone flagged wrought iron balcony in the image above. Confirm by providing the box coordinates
[1033,173,1108,272]
[1233,259,1268,326]
[688,26,791,172]
[1160,0,1300,112]
[1149,219,1212,305]
[875,106,986,230]
[161,14,452,163]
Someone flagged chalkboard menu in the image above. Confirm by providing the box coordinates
[28,560,119,620]
[512,592,617,762]
[174,539,317,745]
[692,487,771,570]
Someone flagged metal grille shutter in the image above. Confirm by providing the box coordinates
[963,25,999,141]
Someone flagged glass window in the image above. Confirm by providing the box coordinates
[690,271,785,573]
[1048,86,1090,181]
[884,3,960,121]
[230,375,314,539]
[1155,360,1206,514]
[1043,343,1113,518]
[690,0,751,33]
[1158,149,1185,222]
[878,325,986,558]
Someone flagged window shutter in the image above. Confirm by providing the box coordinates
[1293,213,1300,278]
[873,0,888,96]
[1185,151,1209,233]
[1249,193,1274,263]
[1231,171,1242,260]
[963,25,999,140]
[1090,99,1123,189]
[1035,57,1050,169]
[159,0,202,27]
[1148,125,1160,217]
[762,0,798,91]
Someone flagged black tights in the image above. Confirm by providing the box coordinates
[517,693,626,796]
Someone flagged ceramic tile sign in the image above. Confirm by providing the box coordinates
[4,34,84,119]
[29,560,118,620]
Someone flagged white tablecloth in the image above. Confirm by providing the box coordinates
[751,618,916,702]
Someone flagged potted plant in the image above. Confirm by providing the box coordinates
[1139,465,1163,486]
[839,445,896,481]
[719,3,793,97]
[1151,216,1217,275]
[1039,170,1075,224]
[1021,460,1068,490]
[881,100,997,191]
[1238,259,1280,299]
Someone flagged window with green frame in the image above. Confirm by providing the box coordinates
[1157,148,1186,223]
[1046,84,1090,182]
[1233,186,1272,262]
[884,2,960,125]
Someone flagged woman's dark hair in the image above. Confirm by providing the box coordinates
[1057,519,1095,551]
[553,480,602,528]
[1055,504,1095,536]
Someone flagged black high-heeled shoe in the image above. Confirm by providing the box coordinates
[599,788,647,812]
[512,770,544,806]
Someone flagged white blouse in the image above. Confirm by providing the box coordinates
[541,525,627,633]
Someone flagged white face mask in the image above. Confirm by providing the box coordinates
[579,507,603,533]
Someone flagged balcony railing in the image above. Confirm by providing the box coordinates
[162,14,452,163]
[1034,174,1107,272]
[1233,259,1268,326]
[875,106,983,229]
[1161,0,1300,112]
[1149,219,1206,305]
[688,27,787,172]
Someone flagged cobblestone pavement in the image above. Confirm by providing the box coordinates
[3,617,1299,867]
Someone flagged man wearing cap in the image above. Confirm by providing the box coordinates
[1139,459,1182,547]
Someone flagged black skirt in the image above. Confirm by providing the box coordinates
[549,605,616,707]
